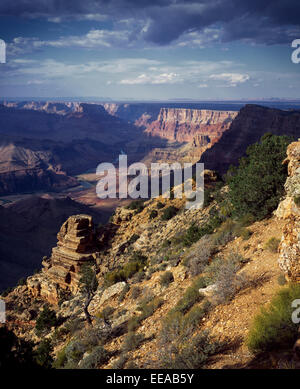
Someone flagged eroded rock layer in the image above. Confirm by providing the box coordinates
[276,140,300,282]
[145,108,237,143]
[27,214,98,304]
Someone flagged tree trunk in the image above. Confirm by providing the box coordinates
[83,293,94,325]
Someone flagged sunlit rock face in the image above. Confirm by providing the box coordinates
[145,108,237,143]
[276,140,300,282]
[27,214,99,304]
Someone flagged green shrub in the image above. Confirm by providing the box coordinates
[239,227,252,240]
[131,286,142,300]
[161,206,178,221]
[111,353,128,369]
[159,271,174,287]
[63,339,86,367]
[247,284,300,353]
[204,252,248,303]
[182,224,202,247]
[277,273,287,286]
[122,262,142,279]
[122,332,145,352]
[128,234,140,244]
[97,306,115,321]
[182,300,211,330]
[1,287,13,297]
[238,213,256,227]
[264,237,280,253]
[158,313,222,369]
[294,196,300,207]
[128,297,163,331]
[64,317,84,336]
[131,271,145,284]
[35,339,53,369]
[203,188,214,207]
[127,316,141,332]
[35,306,57,335]
[212,219,236,246]
[79,346,110,369]
[53,346,67,369]
[51,327,69,346]
[162,239,171,248]
[118,283,130,302]
[227,133,292,220]
[162,331,221,369]
[171,276,206,315]
[104,252,147,286]
[104,270,125,286]
[138,297,163,321]
[158,263,168,271]
[149,210,158,219]
[183,236,216,276]
[157,201,165,209]
[126,200,145,213]
[17,278,26,286]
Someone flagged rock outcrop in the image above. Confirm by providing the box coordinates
[276,140,300,282]
[27,214,99,304]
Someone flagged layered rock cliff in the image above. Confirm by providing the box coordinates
[27,214,99,304]
[200,105,300,175]
[145,108,237,144]
[276,140,300,282]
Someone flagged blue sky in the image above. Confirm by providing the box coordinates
[0,0,300,100]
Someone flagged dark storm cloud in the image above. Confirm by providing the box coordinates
[1,0,300,45]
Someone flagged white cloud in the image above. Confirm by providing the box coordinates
[209,73,250,86]
[48,14,107,23]
[7,29,132,56]
[120,72,179,85]
[27,80,45,85]
[2,57,163,79]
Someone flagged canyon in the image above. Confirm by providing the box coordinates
[0,101,239,197]
[1,100,300,293]
[1,101,300,369]
[2,139,300,369]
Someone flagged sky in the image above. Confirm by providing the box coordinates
[0,0,300,100]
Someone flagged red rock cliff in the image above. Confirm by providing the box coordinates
[144,108,237,144]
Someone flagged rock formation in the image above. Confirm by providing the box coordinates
[145,108,237,144]
[27,214,99,304]
[276,140,300,282]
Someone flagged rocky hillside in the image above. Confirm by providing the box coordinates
[2,139,300,370]
[201,105,300,174]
